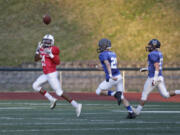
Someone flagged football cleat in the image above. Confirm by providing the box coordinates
[76,103,82,117]
[114,91,122,105]
[50,99,57,110]
[126,112,136,119]
[131,106,141,116]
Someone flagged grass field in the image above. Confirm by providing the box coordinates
[0,0,180,66]
[0,100,180,135]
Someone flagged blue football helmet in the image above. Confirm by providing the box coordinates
[97,38,111,53]
[146,39,161,52]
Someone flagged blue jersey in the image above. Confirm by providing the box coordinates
[99,51,120,81]
[148,50,163,78]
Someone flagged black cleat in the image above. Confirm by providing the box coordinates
[114,91,122,105]
[126,112,136,119]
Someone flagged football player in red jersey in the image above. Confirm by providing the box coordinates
[32,34,82,117]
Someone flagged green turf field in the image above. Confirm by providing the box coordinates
[0,100,180,135]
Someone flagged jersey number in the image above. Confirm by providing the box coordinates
[111,57,117,69]
[41,55,46,66]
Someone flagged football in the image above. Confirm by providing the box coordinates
[43,14,51,25]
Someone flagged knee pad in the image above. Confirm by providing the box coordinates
[96,88,101,95]
[32,82,41,92]
[56,90,63,96]
[141,93,148,101]
[141,97,147,101]
[162,92,170,98]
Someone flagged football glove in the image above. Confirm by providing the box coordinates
[44,48,54,58]
[140,67,148,72]
[35,42,43,54]
[109,74,118,81]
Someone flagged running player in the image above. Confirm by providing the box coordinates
[95,38,136,119]
[32,34,82,117]
[134,39,180,115]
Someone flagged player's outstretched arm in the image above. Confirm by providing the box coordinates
[34,42,42,62]
[44,47,60,65]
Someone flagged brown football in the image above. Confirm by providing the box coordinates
[43,14,51,25]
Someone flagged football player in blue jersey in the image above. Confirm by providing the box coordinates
[134,39,180,115]
[95,38,136,119]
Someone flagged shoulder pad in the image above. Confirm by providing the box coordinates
[52,46,60,55]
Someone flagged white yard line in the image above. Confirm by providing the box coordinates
[0,120,179,126]
[112,110,180,113]
[0,117,24,120]
[0,102,68,106]
[0,107,32,110]
[0,127,179,133]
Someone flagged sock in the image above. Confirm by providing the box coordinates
[126,106,133,113]
[175,90,180,94]
[137,105,143,112]
[71,100,78,108]
[107,90,116,96]
[44,92,56,102]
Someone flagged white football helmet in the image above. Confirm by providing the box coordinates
[42,34,54,47]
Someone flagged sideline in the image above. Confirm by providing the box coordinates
[0,92,180,102]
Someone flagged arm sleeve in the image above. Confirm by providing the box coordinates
[52,55,60,65]
[51,46,60,65]
[99,53,108,62]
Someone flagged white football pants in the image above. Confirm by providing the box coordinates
[96,74,124,99]
[32,71,63,96]
[141,76,170,101]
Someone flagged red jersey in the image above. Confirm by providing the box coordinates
[39,46,60,74]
